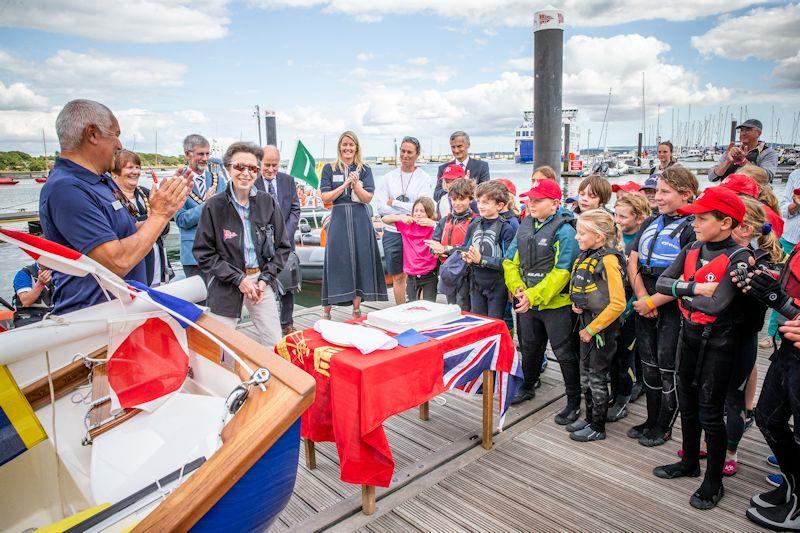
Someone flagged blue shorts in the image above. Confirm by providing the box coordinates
[382,230,404,276]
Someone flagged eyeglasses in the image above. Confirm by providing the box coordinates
[231,163,259,174]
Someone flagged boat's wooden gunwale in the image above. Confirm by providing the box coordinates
[21,346,106,409]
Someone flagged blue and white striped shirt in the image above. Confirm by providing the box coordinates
[231,186,258,268]
[781,168,800,246]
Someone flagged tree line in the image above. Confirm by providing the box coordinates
[0,151,185,172]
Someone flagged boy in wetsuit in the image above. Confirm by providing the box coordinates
[652,186,753,510]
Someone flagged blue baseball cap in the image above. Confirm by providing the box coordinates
[641,176,658,190]
[565,195,578,204]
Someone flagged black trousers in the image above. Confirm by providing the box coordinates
[610,315,636,398]
[445,274,471,311]
[279,291,294,329]
[580,317,620,432]
[469,280,508,319]
[724,331,758,452]
[636,301,682,430]
[407,270,438,302]
[517,305,581,406]
[755,341,800,493]
[676,322,736,485]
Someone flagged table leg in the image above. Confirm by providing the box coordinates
[362,485,376,515]
[304,439,317,470]
[419,401,429,421]
[482,369,493,450]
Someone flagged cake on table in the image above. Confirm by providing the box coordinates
[366,301,462,334]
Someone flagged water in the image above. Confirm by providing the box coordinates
[0,160,779,306]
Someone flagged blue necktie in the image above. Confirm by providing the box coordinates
[268,179,277,201]
[195,175,206,198]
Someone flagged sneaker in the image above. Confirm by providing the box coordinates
[653,461,701,479]
[690,484,724,510]
[752,476,791,508]
[566,418,590,433]
[606,395,630,422]
[678,448,708,459]
[540,356,548,372]
[758,336,774,349]
[511,388,535,405]
[768,455,780,469]
[569,426,606,442]
[627,422,651,439]
[767,474,786,488]
[534,378,542,389]
[723,459,738,476]
[554,406,580,425]
[630,381,644,402]
[746,494,800,530]
[639,428,671,447]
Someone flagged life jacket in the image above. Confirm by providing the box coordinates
[518,211,576,289]
[637,214,693,275]
[469,215,511,260]
[569,247,627,314]
[677,242,749,325]
[779,243,800,306]
[440,210,476,262]
[11,265,53,327]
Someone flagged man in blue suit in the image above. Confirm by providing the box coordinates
[433,131,490,202]
[174,134,228,285]
[256,145,301,334]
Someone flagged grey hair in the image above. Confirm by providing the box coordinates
[450,130,470,144]
[183,134,210,154]
[55,99,114,152]
[222,142,262,168]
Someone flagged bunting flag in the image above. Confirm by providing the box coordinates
[0,365,47,466]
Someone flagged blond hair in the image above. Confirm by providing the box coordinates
[614,193,651,221]
[660,165,699,200]
[333,130,365,175]
[740,196,783,263]
[412,196,436,219]
[532,165,557,182]
[738,164,769,187]
[578,209,623,252]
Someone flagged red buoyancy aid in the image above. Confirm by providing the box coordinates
[780,244,800,306]
[440,212,476,262]
[678,245,746,325]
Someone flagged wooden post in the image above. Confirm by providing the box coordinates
[482,369,494,450]
[419,401,429,421]
[362,485,376,515]
[304,439,316,470]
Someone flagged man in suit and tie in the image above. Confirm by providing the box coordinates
[175,134,228,286]
[257,145,301,334]
[433,131,490,202]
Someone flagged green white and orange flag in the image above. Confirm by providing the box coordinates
[289,140,319,189]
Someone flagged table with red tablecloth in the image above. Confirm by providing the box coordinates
[276,313,521,493]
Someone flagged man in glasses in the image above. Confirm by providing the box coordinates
[39,99,189,314]
[175,134,228,286]
[255,145,301,334]
[433,131,490,202]
[709,119,778,183]
[374,136,434,304]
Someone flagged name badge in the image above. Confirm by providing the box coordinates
[111,200,123,211]
[332,174,344,186]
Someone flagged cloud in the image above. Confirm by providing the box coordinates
[774,52,800,89]
[356,52,375,61]
[0,82,49,111]
[0,0,229,43]
[0,49,187,91]
[349,63,455,85]
[407,57,429,66]
[504,57,531,71]
[256,0,765,27]
[692,3,800,61]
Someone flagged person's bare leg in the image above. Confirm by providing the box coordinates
[392,273,407,305]
[323,305,331,320]
[745,366,757,411]
[353,296,363,318]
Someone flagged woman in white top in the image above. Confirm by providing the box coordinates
[374,136,434,304]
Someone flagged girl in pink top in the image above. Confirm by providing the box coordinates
[381,197,438,302]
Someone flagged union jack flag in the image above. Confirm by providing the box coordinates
[442,334,523,429]
[419,315,492,340]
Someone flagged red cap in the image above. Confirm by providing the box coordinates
[520,179,562,201]
[495,178,516,197]
[442,164,466,181]
[677,186,745,223]
[763,205,785,238]
[720,174,759,198]
[611,181,641,193]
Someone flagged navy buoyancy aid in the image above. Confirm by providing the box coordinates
[570,247,627,314]
[678,242,749,325]
[637,214,693,275]
[11,265,53,327]
[518,211,575,289]
[470,215,510,259]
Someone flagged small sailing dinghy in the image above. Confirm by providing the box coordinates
[0,228,315,532]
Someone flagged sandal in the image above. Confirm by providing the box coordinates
[352,309,362,319]
[722,459,738,476]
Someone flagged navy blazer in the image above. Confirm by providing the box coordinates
[433,158,490,201]
[255,171,301,250]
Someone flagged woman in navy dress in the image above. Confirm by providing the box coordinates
[320,131,387,318]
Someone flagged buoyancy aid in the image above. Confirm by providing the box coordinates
[470,215,510,259]
[11,265,53,327]
[637,214,693,275]
[441,210,476,262]
[678,242,749,325]
[569,247,627,314]
[779,243,800,306]
[518,211,575,288]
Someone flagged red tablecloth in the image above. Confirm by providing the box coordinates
[276,314,518,487]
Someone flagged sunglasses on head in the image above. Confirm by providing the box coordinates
[231,162,260,174]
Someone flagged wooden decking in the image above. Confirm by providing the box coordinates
[241,297,774,532]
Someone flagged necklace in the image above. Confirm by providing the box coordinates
[399,167,416,197]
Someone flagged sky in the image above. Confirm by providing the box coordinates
[0,0,799,158]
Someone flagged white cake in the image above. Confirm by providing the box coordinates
[366,301,462,334]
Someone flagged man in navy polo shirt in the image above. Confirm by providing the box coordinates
[40,99,190,314]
